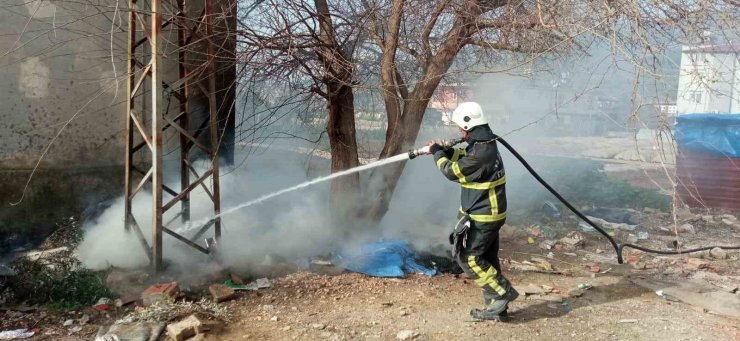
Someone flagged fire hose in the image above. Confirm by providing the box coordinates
[410,135,740,264]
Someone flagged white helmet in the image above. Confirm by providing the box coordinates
[451,102,487,131]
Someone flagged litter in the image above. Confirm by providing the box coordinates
[95,322,165,341]
[540,226,558,239]
[582,207,638,225]
[585,216,636,231]
[578,222,595,232]
[542,201,561,218]
[0,329,34,340]
[225,278,272,291]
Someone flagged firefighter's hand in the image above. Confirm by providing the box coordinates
[426,140,443,155]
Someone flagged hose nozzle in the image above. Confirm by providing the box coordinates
[408,137,464,159]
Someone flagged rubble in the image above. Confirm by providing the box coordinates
[709,247,728,260]
[585,216,636,232]
[538,240,557,250]
[684,258,711,271]
[209,284,236,303]
[527,295,563,303]
[166,315,200,341]
[226,278,272,291]
[583,207,639,225]
[117,298,231,324]
[677,223,696,234]
[567,289,584,297]
[142,283,180,306]
[558,231,585,250]
[517,284,546,295]
[396,330,420,340]
[166,315,223,341]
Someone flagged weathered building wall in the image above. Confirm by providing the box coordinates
[0,0,127,169]
[0,0,236,249]
[0,1,130,250]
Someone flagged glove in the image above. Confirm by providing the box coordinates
[426,140,443,155]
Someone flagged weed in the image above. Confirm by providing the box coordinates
[7,218,110,310]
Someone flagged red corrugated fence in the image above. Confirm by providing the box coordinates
[676,149,740,210]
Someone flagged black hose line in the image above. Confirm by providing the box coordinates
[491,134,740,264]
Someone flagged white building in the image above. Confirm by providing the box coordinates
[676,44,740,114]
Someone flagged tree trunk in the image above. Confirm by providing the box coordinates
[326,83,360,224]
[360,99,429,223]
[313,0,361,225]
[361,43,463,224]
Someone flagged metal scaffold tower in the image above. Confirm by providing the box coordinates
[124,0,224,272]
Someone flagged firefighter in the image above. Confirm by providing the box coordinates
[426,102,519,321]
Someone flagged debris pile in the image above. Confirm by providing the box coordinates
[117,298,231,324]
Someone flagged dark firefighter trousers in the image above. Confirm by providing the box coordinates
[454,220,514,300]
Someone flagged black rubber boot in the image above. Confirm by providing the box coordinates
[470,307,508,321]
[470,288,519,321]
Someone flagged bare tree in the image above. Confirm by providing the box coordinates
[234,0,739,224]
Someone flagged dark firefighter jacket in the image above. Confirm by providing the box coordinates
[432,125,507,224]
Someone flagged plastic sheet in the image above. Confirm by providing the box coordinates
[675,114,740,157]
[333,240,437,278]
[0,329,34,340]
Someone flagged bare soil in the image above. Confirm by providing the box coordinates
[3,209,739,341]
[214,269,738,340]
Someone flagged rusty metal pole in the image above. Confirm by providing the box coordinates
[151,0,164,272]
[124,0,137,233]
[205,0,221,241]
[177,0,191,224]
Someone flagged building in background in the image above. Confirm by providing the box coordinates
[675,34,740,210]
[676,43,740,115]
[428,83,473,126]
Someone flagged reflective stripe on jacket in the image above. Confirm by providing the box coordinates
[433,139,507,223]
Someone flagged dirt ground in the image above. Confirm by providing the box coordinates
[209,208,740,341]
[2,209,739,341]
[215,267,738,341]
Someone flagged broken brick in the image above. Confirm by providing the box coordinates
[142,282,180,306]
[167,315,200,341]
[626,254,642,265]
[209,284,236,303]
[684,258,710,271]
[166,314,222,341]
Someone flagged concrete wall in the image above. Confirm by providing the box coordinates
[0,0,236,248]
[0,1,130,248]
[0,0,127,169]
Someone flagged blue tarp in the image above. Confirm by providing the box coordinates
[675,114,740,157]
[332,240,437,278]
